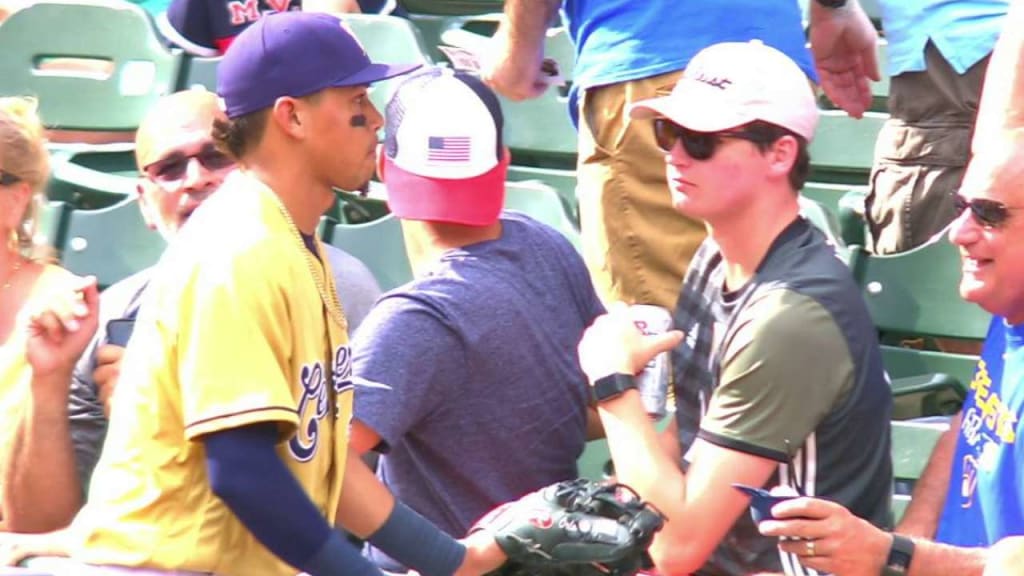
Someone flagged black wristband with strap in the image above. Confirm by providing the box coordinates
[881,534,915,576]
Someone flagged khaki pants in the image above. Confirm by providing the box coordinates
[577,70,706,310]
[867,43,990,254]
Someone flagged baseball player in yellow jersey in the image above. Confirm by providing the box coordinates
[58,12,506,576]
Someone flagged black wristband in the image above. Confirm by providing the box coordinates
[591,373,636,403]
[881,534,915,576]
[815,0,847,7]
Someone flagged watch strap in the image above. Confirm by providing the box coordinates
[591,373,636,404]
[881,534,915,576]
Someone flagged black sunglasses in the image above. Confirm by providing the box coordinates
[653,118,767,159]
[953,193,1023,229]
[0,170,22,186]
[143,143,234,184]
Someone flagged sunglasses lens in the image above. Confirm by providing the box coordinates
[653,119,678,152]
[197,147,233,171]
[680,131,716,160]
[975,199,1009,227]
[154,158,188,182]
[955,195,1010,227]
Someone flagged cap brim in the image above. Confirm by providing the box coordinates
[384,156,507,226]
[336,62,423,87]
[628,81,753,133]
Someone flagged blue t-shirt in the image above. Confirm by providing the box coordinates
[935,316,1024,547]
[879,0,1009,76]
[562,0,817,93]
[351,212,605,570]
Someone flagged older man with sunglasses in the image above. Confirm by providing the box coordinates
[754,131,1024,576]
[0,88,382,534]
[574,40,892,576]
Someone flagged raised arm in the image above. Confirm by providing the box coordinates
[482,0,561,101]
[2,275,98,533]
[807,0,881,119]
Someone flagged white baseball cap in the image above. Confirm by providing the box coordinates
[383,67,507,226]
[630,40,819,141]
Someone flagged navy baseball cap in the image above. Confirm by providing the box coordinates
[217,12,421,119]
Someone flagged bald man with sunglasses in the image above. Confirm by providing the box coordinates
[573,40,892,576]
[0,88,382,534]
[751,2,1024,571]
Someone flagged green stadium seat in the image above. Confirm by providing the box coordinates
[504,181,580,250]
[36,201,69,250]
[340,14,434,114]
[329,214,412,291]
[838,187,869,246]
[178,56,221,92]
[798,195,844,249]
[47,159,137,209]
[849,234,989,341]
[400,0,503,16]
[61,197,165,289]
[809,110,886,185]
[890,420,948,524]
[0,0,181,133]
[847,234,988,418]
[506,165,579,226]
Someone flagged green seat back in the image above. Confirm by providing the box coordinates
[179,56,221,92]
[504,180,581,250]
[37,200,69,249]
[498,27,577,166]
[798,195,844,248]
[400,0,503,16]
[330,214,412,291]
[809,111,887,185]
[506,165,579,225]
[61,197,165,289]
[890,420,948,523]
[341,14,433,114]
[0,0,181,132]
[885,346,976,419]
[849,235,991,341]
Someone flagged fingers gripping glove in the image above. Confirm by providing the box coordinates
[470,479,666,576]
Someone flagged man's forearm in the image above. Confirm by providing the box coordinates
[598,390,698,575]
[502,0,561,57]
[335,445,396,538]
[2,371,82,533]
[896,416,959,537]
[907,538,988,576]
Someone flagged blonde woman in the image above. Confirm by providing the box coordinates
[0,97,98,528]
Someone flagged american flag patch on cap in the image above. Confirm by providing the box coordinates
[427,136,471,163]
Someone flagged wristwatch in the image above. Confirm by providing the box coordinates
[591,373,636,404]
[814,0,848,7]
[881,534,915,576]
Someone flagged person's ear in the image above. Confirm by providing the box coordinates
[271,97,306,139]
[136,181,158,230]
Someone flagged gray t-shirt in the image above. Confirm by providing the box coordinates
[67,243,381,491]
[352,212,605,570]
[672,217,893,576]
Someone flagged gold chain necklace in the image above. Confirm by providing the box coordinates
[2,255,23,291]
[264,185,348,332]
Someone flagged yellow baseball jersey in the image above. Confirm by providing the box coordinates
[70,171,353,576]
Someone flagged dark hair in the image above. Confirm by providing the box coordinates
[741,120,810,192]
[212,108,269,160]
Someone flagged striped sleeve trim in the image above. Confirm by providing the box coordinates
[697,429,789,462]
[186,406,299,440]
